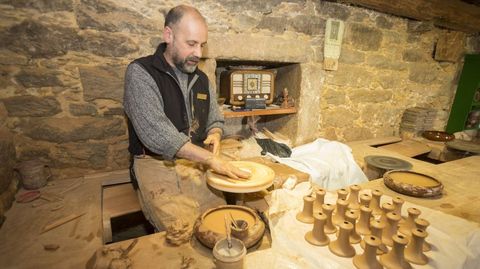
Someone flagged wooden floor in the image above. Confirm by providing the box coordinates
[0,136,479,268]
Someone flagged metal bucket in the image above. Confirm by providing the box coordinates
[15,159,51,190]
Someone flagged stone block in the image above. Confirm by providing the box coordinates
[327,64,373,87]
[79,65,126,103]
[103,107,124,116]
[78,31,139,57]
[434,31,466,62]
[375,16,393,29]
[366,54,407,71]
[289,15,325,36]
[52,142,108,169]
[402,49,425,62]
[0,128,16,193]
[322,107,359,128]
[339,48,365,64]
[207,33,311,63]
[317,1,351,20]
[15,68,64,88]
[348,23,383,51]
[348,89,393,103]
[257,17,287,33]
[1,0,73,12]
[407,20,434,33]
[408,63,438,84]
[69,103,98,116]
[76,1,161,34]
[2,96,61,117]
[21,117,125,143]
[1,20,80,58]
[343,126,373,141]
[323,88,346,105]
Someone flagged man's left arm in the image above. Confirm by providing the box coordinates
[203,83,225,155]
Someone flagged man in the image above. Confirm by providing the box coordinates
[123,5,249,232]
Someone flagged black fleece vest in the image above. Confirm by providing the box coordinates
[127,43,210,156]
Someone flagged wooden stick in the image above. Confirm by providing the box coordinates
[41,212,86,234]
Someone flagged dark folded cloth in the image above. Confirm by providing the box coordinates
[255,138,292,158]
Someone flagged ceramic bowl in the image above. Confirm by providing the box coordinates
[422,130,455,142]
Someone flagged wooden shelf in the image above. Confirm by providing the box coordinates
[222,107,297,118]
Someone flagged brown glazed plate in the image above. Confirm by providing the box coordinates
[383,170,443,197]
[422,130,455,142]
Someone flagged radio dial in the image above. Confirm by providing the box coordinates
[237,96,243,101]
[263,94,268,99]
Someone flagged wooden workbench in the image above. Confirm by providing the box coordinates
[347,137,480,223]
[1,137,478,268]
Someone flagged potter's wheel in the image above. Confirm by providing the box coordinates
[364,155,413,170]
[206,161,275,193]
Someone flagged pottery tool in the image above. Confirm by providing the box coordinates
[364,155,412,180]
[229,212,239,229]
[224,215,232,249]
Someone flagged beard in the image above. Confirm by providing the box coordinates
[172,50,199,74]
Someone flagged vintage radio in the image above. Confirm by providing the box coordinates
[219,69,275,106]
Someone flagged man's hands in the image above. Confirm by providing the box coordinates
[203,130,222,155]
[206,156,250,180]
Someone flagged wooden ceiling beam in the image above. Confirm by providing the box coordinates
[334,0,480,33]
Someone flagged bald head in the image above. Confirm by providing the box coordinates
[163,5,208,73]
[164,5,206,29]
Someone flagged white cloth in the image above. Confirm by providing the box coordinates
[268,138,368,190]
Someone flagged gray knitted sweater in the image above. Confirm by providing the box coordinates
[123,62,224,160]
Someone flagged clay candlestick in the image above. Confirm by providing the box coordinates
[337,188,349,200]
[379,202,395,225]
[313,188,326,213]
[345,210,362,244]
[356,205,372,236]
[353,235,383,269]
[305,211,330,246]
[359,193,372,207]
[399,207,421,237]
[382,212,401,247]
[392,196,405,216]
[362,219,387,255]
[348,184,361,210]
[370,189,383,216]
[322,203,337,234]
[405,228,429,265]
[333,198,349,225]
[329,221,356,258]
[380,234,412,269]
[296,195,315,224]
[415,218,432,252]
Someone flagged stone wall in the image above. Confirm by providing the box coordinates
[0,103,17,227]
[0,0,479,180]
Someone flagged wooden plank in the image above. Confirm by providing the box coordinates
[378,139,431,157]
[41,212,86,234]
[335,0,480,33]
[223,107,297,118]
[102,183,141,219]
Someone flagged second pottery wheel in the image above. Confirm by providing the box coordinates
[364,155,413,180]
[206,161,275,193]
[364,155,413,170]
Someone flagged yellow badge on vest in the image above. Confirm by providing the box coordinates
[197,93,208,100]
